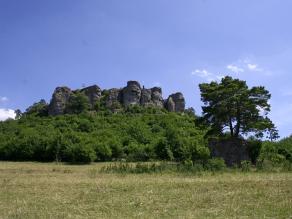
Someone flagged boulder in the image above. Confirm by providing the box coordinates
[208,138,251,167]
[166,92,185,112]
[48,87,72,115]
[81,85,102,108]
[123,81,141,106]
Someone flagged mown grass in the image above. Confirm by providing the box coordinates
[0,162,291,219]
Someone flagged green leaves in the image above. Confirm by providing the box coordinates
[0,112,208,163]
[199,76,277,139]
[65,92,90,114]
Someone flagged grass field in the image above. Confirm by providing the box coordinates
[0,162,291,219]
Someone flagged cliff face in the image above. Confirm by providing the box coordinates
[48,81,185,115]
[48,87,72,115]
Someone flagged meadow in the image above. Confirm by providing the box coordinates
[0,162,291,219]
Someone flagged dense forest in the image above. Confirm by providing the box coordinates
[0,77,291,170]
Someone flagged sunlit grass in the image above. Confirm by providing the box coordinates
[0,162,291,218]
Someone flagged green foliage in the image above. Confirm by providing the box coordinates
[257,136,292,171]
[199,76,277,139]
[64,143,96,164]
[203,158,226,171]
[241,160,252,172]
[0,112,208,163]
[25,99,48,117]
[247,137,262,164]
[65,92,90,114]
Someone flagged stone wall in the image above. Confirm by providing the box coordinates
[208,138,251,167]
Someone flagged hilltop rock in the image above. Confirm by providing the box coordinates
[151,87,163,108]
[47,81,186,115]
[141,88,152,107]
[123,81,142,106]
[48,87,72,115]
[104,88,123,111]
[140,87,163,108]
[81,85,102,108]
[166,92,185,112]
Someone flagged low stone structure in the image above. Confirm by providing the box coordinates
[208,138,251,167]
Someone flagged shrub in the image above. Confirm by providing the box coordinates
[64,143,96,163]
[204,158,226,171]
[94,143,112,161]
[247,138,262,164]
[241,160,252,172]
[154,138,173,160]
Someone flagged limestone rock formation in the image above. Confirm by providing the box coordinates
[165,92,185,112]
[48,87,72,115]
[80,85,102,108]
[123,81,142,106]
[104,88,123,111]
[140,87,163,108]
[208,138,251,167]
[140,88,152,107]
[47,81,186,115]
[151,87,163,108]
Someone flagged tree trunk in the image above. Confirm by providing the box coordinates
[234,101,241,137]
[229,116,234,137]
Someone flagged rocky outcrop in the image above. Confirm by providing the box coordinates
[140,87,163,108]
[104,88,123,111]
[208,138,250,167]
[80,85,102,108]
[151,87,164,108]
[48,87,72,115]
[140,88,152,107]
[123,81,142,106]
[165,92,185,112]
[48,81,185,115]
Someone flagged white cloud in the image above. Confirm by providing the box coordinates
[0,96,8,103]
[0,109,16,121]
[152,81,161,87]
[247,63,263,72]
[191,69,223,82]
[226,64,244,73]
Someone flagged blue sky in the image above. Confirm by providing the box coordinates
[0,0,291,137]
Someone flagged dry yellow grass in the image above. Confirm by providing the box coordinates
[0,162,291,219]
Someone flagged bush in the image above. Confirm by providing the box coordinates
[64,143,96,163]
[94,143,112,161]
[241,160,252,172]
[154,138,173,160]
[247,138,262,164]
[204,158,226,171]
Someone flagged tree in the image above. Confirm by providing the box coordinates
[199,76,278,139]
[65,92,90,114]
[14,109,22,119]
[25,99,48,116]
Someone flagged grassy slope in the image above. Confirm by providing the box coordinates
[0,162,291,219]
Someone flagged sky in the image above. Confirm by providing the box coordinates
[0,0,291,137]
